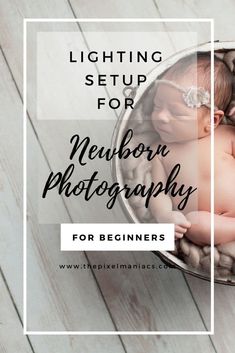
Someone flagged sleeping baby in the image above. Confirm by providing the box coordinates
[150,52,235,246]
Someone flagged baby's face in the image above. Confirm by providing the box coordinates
[151,79,210,143]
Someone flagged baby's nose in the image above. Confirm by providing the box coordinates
[152,109,170,123]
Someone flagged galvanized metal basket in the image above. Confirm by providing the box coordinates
[111,40,235,285]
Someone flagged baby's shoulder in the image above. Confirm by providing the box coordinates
[216,124,235,137]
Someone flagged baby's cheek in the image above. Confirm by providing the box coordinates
[151,112,158,126]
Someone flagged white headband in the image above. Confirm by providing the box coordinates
[154,79,217,110]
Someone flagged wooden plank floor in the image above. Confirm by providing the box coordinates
[0,0,234,352]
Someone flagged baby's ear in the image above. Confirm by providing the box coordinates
[214,110,224,127]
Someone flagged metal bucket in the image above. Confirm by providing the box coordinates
[111,40,235,285]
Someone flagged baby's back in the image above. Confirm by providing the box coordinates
[159,125,235,215]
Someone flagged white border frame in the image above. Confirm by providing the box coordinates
[23,18,214,335]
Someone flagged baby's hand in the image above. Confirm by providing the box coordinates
[158,211,191,239]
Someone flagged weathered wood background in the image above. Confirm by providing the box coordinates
[0,0,234,352]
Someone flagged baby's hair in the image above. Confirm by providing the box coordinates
[161,52,233,112]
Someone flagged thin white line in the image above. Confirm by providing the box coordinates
[25,331,212,335]
[24,18,213,23]
[24,17,214,335]
[210,19,215,336]
[23,19,27,334]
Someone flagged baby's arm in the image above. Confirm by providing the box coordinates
[186,211,235,245]
[150,153,191,238]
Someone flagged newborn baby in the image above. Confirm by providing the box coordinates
[150,52,235,245]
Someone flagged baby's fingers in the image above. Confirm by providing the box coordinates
[175,225,188,234]
[179,220,191,228]
[175,232,184,239]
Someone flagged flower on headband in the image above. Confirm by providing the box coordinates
[182,86,210,108]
